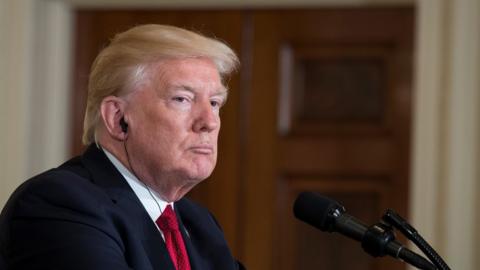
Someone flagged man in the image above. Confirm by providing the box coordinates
[0,24,242,270]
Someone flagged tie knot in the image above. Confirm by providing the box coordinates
[156,205,179,232]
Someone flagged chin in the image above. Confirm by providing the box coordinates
[186,168,214,183]
[186,160,215,180]
[189,171,213,182]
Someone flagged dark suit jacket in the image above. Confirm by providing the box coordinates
[0,145,243,270]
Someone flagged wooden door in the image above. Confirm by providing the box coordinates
[72,8,413,270]
[242,8,413,270]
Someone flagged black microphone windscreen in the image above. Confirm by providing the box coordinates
[293,192,343,231]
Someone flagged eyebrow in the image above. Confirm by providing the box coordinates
[171,84,228,99]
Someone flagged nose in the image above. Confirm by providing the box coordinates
[192,101,220,133]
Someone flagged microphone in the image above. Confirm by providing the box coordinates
[293,192,436,270]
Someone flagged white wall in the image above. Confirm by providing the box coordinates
[411,0,480,269]
[0,0,35,206]
[1,0,479,269]
[0,0,72,206]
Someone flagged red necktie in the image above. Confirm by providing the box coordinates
[156,205,191,270]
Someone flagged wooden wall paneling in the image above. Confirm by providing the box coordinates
[72,12,101,156]
[240,10,278,270]
[280,138,395,174]
[72,10,245,255]
[245,8,413,270]
[279,45,394,136]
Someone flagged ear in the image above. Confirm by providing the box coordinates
[100,96,128,141]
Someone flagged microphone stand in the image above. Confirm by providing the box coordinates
[361,222,436,270]
[382,209,451,270]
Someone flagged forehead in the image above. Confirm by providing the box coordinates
[150,57,225,92]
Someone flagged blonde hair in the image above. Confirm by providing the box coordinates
[82,24,239,145]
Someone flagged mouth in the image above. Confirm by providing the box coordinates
[189,145,214,155]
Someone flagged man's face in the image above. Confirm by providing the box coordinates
[125,57,226,200]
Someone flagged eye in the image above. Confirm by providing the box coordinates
[210,98,225,109]
[210,100,221,108]
[172,96,188,103]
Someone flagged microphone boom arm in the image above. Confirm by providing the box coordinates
[383,209,451,270]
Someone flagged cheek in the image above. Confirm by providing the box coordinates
[151,129,182,153]
[134,123,176,158]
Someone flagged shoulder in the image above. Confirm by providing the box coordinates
[0,157,129,268]
[4,157,107,215]
[0,156,116,242]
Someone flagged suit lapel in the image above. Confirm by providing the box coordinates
[141,226,176,270]
[176,199,238,270]
[174,203,205,270]
[80,145,175,270]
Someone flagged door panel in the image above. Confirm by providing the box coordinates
[244,9,413,270]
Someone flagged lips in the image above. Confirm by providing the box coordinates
[189,145,214,154]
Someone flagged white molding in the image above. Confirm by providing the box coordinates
[28,1,73,175]
[410,0,480,269]
[442,0,480,268]
[409,0,446,252]
[0,0,35,206]
[0,0,73,206]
